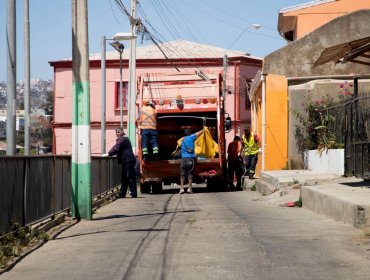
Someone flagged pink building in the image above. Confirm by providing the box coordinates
[49,40,262,155]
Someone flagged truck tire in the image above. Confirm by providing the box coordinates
[206,177,217,191]
[207,177,227,192]
[140,182,151,194]
[152,181,163,194]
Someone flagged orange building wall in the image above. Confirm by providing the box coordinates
[265,74,288,171]
[254,87,262,177]
[282,0,370,40]
[252,74,288,176]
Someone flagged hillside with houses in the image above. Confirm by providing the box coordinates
[0,79,53,113]
[0,79,54,154]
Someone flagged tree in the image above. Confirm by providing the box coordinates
[18,101,24,110]
[41,90,54,115]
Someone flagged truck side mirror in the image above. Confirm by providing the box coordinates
[225,116,232,133]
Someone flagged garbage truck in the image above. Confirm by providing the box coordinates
[137,73,230,193]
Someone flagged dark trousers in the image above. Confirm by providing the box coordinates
[228,158,243,188]
[244,154,258,177]
[142,129,158,155]
[120,160,137,198]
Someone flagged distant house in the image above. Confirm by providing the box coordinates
[0,121,5,139]
[0,109,25,131]
[278,0,370,41]
[49,40,262,155]
[0,141,23,154]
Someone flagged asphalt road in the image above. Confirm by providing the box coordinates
[2,186,370,280]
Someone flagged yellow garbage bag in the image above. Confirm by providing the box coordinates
[172,127,219,158]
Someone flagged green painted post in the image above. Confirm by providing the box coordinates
[71,0,92,220]
[128,0,137,152]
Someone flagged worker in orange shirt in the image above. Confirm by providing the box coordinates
[137,101,159,160]
[227,135,243,190]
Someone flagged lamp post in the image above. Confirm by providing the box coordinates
[113,32,137,150]
[101,33,135,155]
[109,41,125,129]
[101,36,107,155]
[224,24,261,137]
[226,23,262,50]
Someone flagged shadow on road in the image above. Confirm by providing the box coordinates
[340,180,370,188]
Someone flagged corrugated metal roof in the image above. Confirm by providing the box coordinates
[313,36,370,67]
[279,0,336,14]
[55,40,261,62]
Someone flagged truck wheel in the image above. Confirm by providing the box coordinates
[206,177,217,191]
[140,182,151,194]
[152,181,163,194]
[207,177,227,192]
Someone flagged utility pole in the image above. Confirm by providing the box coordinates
[6,0,16,155]
[24,0,30,155]
[223,54,228,98]
[128,0,137,152]
[101,36,106,154]
[119,48,123,128]
[71,0,92,220]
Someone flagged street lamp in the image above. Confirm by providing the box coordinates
[224,24,262,137]
[112,32,137,151]
[100,33,135,155]
[224,23,262,96]
[227,23,262,50]
[109,41,125,129]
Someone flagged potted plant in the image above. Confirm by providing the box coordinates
[292,82,353,175]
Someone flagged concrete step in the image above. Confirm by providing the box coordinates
[301,182,370,228]
[255,179,278,196]
[259,170,341,189]
[242,176,257,190]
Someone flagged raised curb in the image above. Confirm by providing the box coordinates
[255,179,278,195]
[302,183,370,228]
[242,176,257,190]
[260,170,341,188]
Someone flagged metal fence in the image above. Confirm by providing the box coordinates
[345,92,370,178]
[0,156,121,234]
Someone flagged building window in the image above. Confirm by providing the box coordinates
[115,82,128,109]
[244,78,252,110]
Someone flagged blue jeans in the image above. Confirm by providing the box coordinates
[142,129,158,156]
[244,154,258,177]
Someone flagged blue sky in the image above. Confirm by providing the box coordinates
[0,0,306,82]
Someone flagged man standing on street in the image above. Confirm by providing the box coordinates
[137,101,159,160]
[242,127,260,179]
[227,135,243,190]
[107,127,137,198]
[179,128,204,194]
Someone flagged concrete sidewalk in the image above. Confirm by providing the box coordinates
[249,170,370,228]
[302,180,370,228]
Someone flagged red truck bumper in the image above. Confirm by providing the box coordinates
[141,158,223,181]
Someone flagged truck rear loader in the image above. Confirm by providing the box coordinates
[137,73,230,193]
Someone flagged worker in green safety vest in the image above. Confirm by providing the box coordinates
[241,126,260,179]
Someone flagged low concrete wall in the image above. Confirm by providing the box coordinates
[302,184,370,228]
[304,149,344,176]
